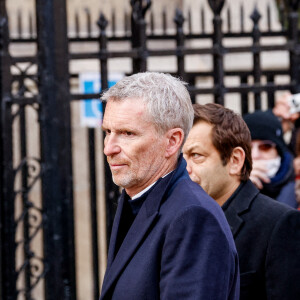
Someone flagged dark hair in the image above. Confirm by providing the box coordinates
[193,103,252,181]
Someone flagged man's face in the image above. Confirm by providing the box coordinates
[183,122,232,201]
[102,98,167,196]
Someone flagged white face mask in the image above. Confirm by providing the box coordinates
[255,157,281,178]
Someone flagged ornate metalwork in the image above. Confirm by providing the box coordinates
[14,157,43,299]
[250,6,262,25]
[174,9,185,28]
[97,13,108,32]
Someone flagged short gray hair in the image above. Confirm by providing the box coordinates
[101,72,194,144]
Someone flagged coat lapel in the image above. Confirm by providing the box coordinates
[101,202,158,297]
[105,194,125,270]
[101,155,187,298]
[224,180,259,237]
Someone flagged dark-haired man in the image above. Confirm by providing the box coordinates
[183,103,300,300]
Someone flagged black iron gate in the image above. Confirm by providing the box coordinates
[1,0,300,299]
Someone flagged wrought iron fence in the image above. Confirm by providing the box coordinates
[1,0,300,299]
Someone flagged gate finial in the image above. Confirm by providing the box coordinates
[250,6,261,24]
[97,13,108,31]
[174,8,185,28]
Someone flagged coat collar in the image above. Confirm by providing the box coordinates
[101,155,188,298]
[224,180,259,237]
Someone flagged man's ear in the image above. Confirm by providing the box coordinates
[228,147,245,176]
[165,128,184,158]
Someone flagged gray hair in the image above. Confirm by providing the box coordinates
[101,72,194,144]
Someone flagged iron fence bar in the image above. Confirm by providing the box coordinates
[288,4,300,93]
[267,3,271,31]
[98,12,119,254]
[227,6,231,33]
[8,29,290,44]
[35,0,76,299]
[251,7,262,110]
[279,1,285,30]
[201,6,205,33]
[225,83,294,93]
[17,9,22,38]
[125,10,130,35]
[240,75,249,115]
[75,11,80,37]
[86,8,92,38]
[162,8,167,35]
[188,9,192,35]
[111,9,116,37]
[174,9,186,80]
[209,0,225,105]
[131,0,151,73]
[29,12,34,38]
[30,41,300,62]
[266,74,275,108]
[88,128,100,300]
[150,10,154,35]
[240,3,244,32]
[0,1,16,297]
[188,82,294,95]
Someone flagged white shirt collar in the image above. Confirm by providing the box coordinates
[131,170,174,200]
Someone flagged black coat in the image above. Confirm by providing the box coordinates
[223,180,300,300]
[100,157,239,299]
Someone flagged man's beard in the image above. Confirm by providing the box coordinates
[111,171,137,189]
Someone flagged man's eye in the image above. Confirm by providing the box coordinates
[123,131,133,136]
[191,153,205,162]
[105,130,111,135]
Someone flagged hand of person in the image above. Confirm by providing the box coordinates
[250,161,271,190]
[293,156,300,176]
[273,92,300,122]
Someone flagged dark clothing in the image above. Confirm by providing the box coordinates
[223,180,300,300]
[244,109,298,208]
[100,156,240,300]
[244,109,287,156]
[261,151,298,208]
[114,177,166,257]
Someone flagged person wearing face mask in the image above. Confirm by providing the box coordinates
[244,110,298,208]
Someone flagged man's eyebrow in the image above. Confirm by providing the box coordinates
[183,144,199,153]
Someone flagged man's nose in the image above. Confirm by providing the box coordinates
[186,160,192,175]
[104,134,121,156]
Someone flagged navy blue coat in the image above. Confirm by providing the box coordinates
[224,180,300,300]
[100,157,239,300]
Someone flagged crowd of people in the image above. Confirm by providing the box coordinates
[99,72,300,299]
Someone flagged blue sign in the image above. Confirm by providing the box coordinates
[80,73,122,127]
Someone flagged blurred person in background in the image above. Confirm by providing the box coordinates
[273,92,300,209]
[272,92,300,155]
[244,110,298,208]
